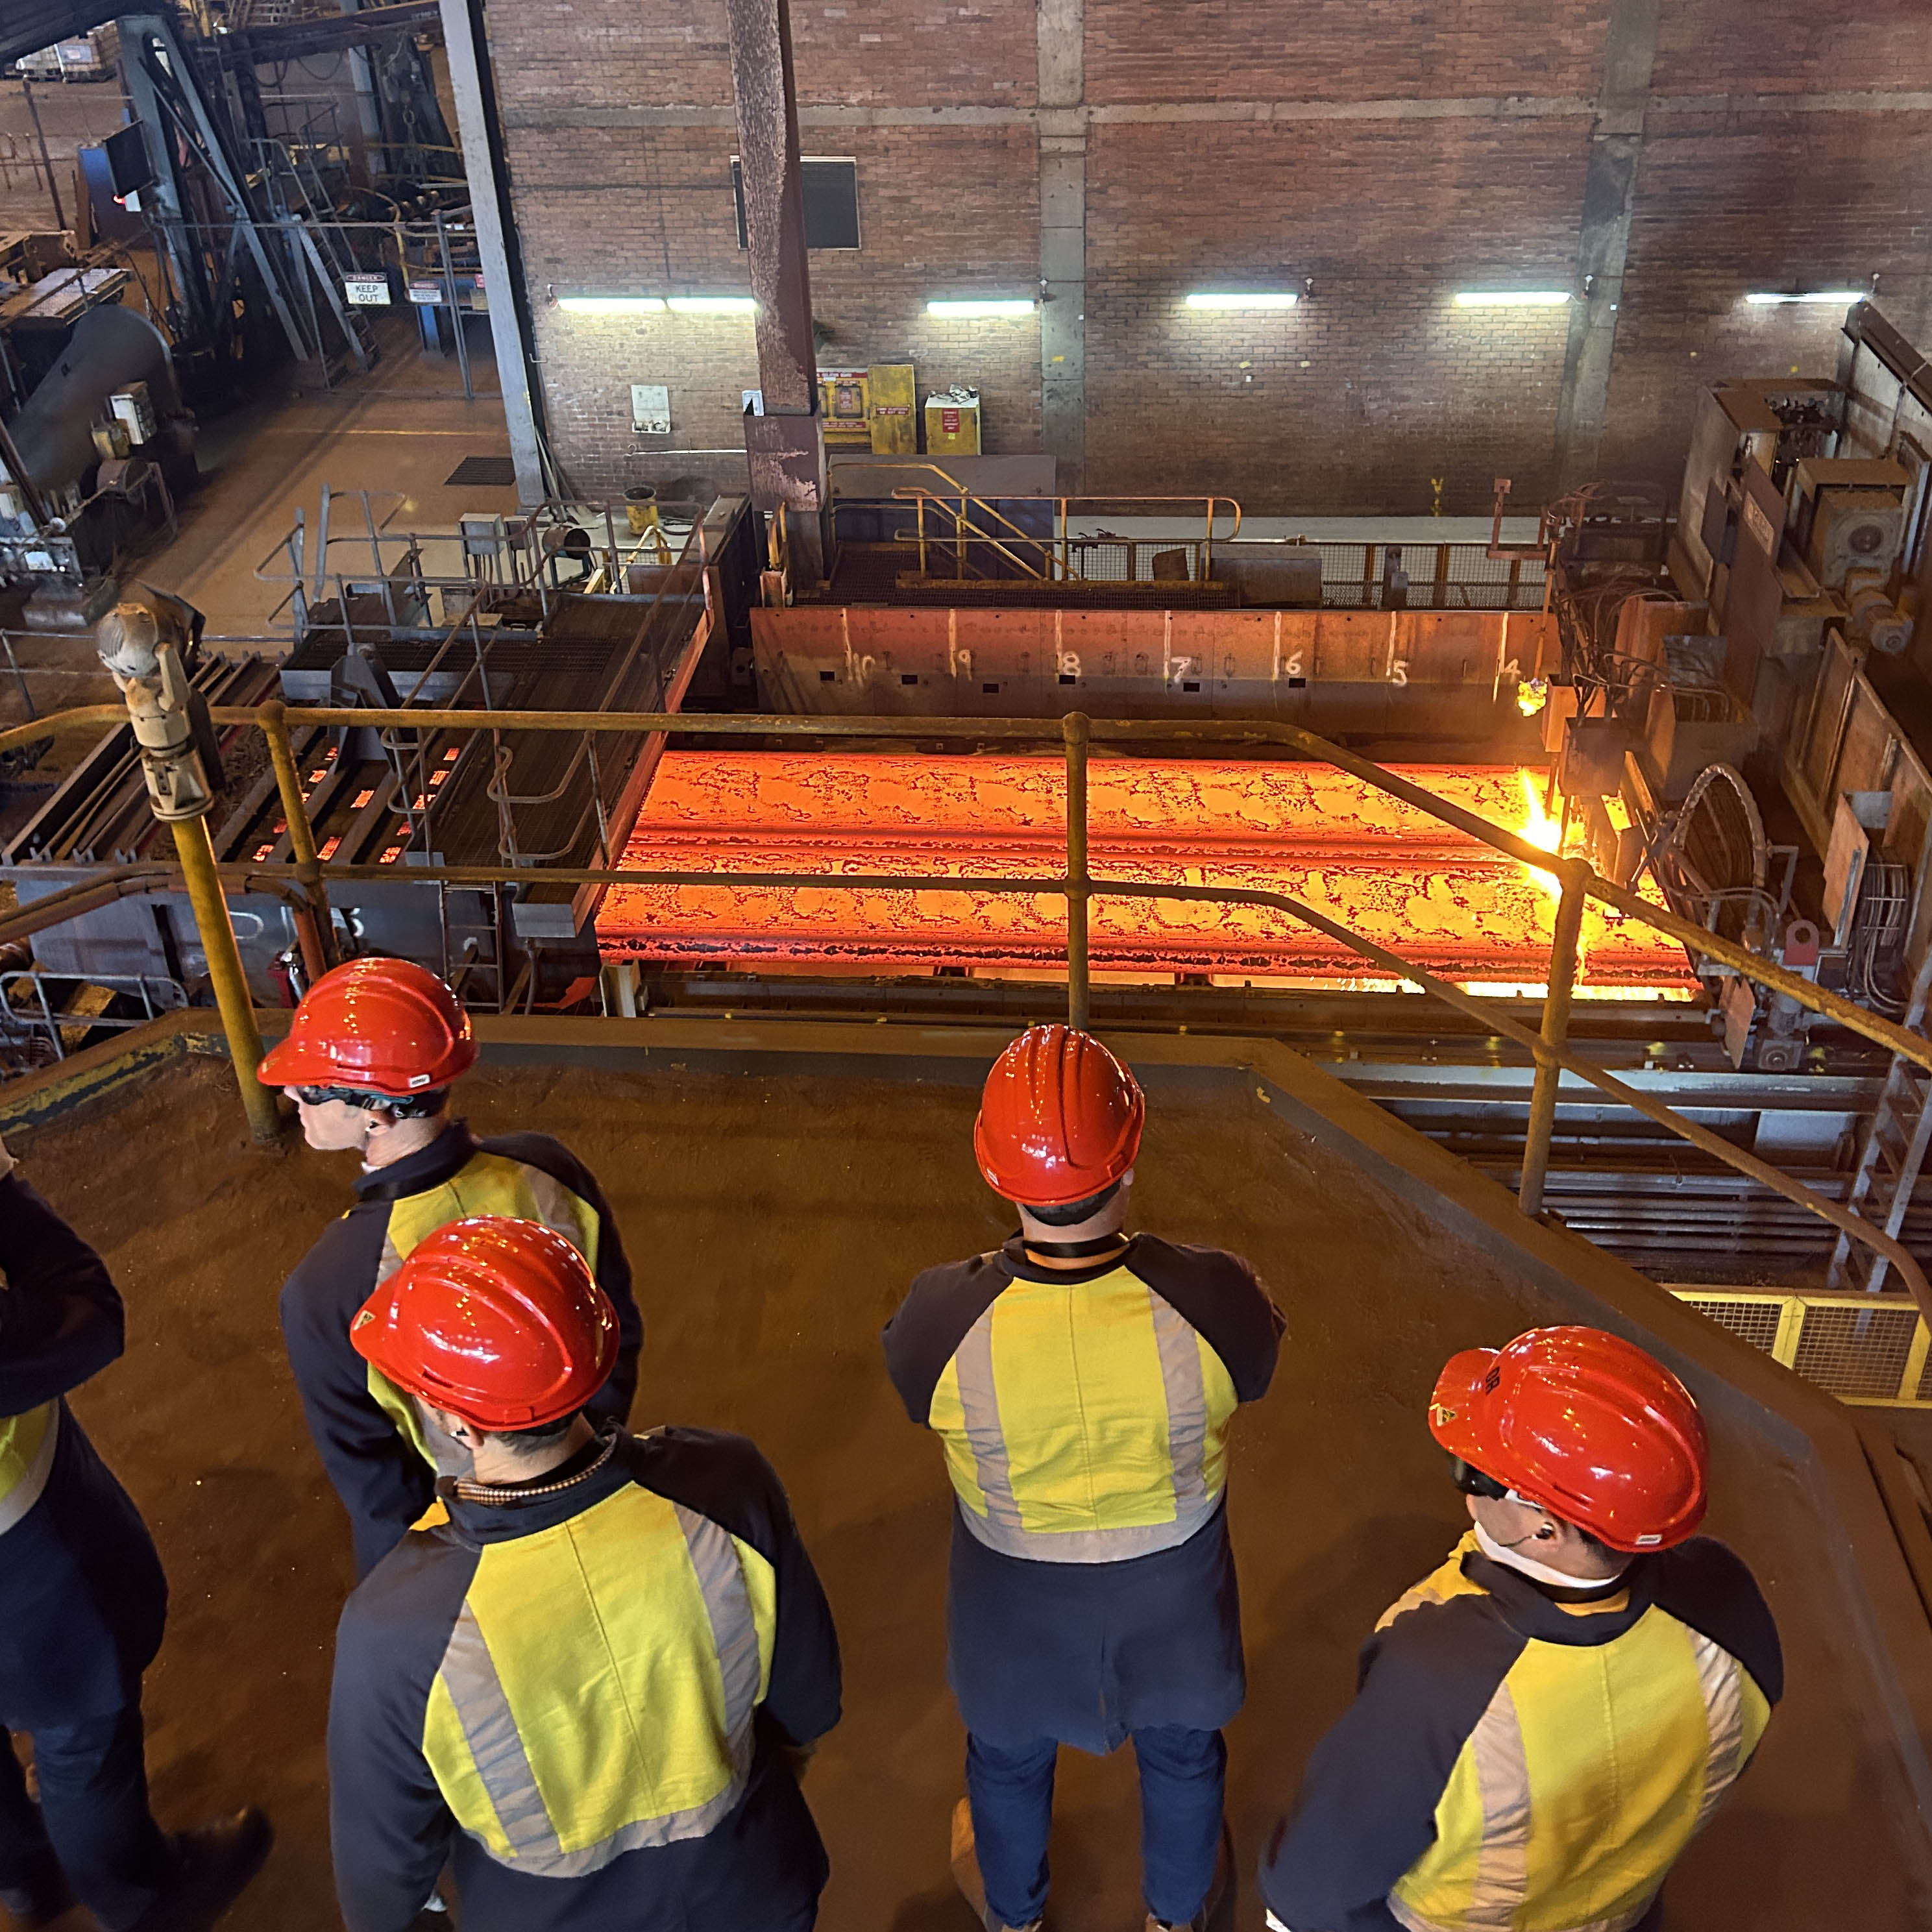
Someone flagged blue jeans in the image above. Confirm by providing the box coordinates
[967,1724,1225,1927]
[0,1707,177,1932]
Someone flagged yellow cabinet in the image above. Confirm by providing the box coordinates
[866,362,916,455]
[925,386,982,456]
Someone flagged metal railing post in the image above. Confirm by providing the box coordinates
[260,700,337,976]
[1064,711,1091,1030]
[1520,856,1589,1217]
[173,811,281,1143]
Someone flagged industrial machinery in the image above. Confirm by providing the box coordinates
[3,489,758,1025]
[0,300,201,628]
[14,302,1932,1292]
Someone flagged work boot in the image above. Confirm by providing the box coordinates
[949,1798,1045,1932]
[0,1853,74,1928]
[127,1809,273,1932]
[1145,1818,1232,1932]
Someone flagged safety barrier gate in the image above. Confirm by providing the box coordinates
[1670,1286,1932,1408]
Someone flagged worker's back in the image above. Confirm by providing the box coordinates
[279,1121,641,1574]
[1262,1532,1781,1932]
[329,1425,842,1932]
[888,1232,1280,1563]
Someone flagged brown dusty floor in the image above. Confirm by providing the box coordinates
[8,1050,1931,1931]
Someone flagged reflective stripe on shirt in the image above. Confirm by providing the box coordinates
[1388,1605,1770,1932]
[0,1400,57,1536]
[422,1483,773,1876]
[935,1269,1236,1563]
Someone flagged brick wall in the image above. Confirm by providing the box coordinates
[480,0,1932,515]
[1086,117,1585,510]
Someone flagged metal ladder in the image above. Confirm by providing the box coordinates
[1828,949,1932,1293]
[255,138,374,374]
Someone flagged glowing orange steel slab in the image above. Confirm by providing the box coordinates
[599,754,1694,988]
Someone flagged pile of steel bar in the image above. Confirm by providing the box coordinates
[599,754,1695,988]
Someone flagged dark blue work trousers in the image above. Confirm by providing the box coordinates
[967,1724,1226,1928]
[0,1704,176,1932]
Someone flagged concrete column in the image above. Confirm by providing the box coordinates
[437,0,547,504]
[1037,0,1084,492]
[1553,0,1661,490]
[725,0,827,583]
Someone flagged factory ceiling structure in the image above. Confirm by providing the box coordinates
[4,3,1932,1930]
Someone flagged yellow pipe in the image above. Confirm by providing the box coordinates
[172,812,280,1143]
[258,700,337,973]
[1519,858,1588,1217]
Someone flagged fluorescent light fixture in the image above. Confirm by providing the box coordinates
[667,295,757,314]
[926,299,1036,317]
[1744,289,1864,306]
[1184,291,1299,310]
[1453,290,1572,307]
[557,296,665,315]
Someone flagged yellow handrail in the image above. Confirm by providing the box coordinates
[10,698,1931,1317]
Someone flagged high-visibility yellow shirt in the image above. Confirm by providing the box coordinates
[1260,1532,1781,1932]
[885,1232,1283,1563]
[327,1425,842,1930]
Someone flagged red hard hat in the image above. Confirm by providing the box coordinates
[1429,1326,1709,1552]
[258,956,477,1097]
[350,1216,617,1431]
[973,1023,1145,1207]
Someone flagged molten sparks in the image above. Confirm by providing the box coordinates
[1515,770,1565,905]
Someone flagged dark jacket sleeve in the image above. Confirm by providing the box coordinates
[484,1133,642,1427]
[1132,1238,1285,1403]
[881,1253,1012,1424]
[1648,1535,1784,1706]
[0,1172,125,1413]
[1260,1598,1521,1932]
[328,1543,469,1932]
[280,1210,435,1580]
[642,1426,842,1748]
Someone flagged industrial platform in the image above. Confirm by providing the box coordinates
[8,1013,1931,1931]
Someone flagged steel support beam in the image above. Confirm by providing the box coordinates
[1037,0,1085,492]
[1553,0,1661,490]
[120,14,311,365]
[725,0,827,585]
[437,0,548,506]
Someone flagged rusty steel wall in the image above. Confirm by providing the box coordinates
[753,604,1559,730]
[598,752,1692,985]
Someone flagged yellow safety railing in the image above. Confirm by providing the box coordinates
[828,471,1241,585]
[4,701,1930,1324]
[1669,1286,1932,1408]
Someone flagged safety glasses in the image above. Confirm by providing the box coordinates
[1449,1458,1511,1500]
[290,1084,375,1108]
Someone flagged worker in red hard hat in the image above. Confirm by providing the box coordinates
[883,1024,1284,1932]
[263,956,641,1577]
[327,1216,841,1932]
[1260,1326,1782,1932]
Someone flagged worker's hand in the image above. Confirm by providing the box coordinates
[783,1741,818,1785]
